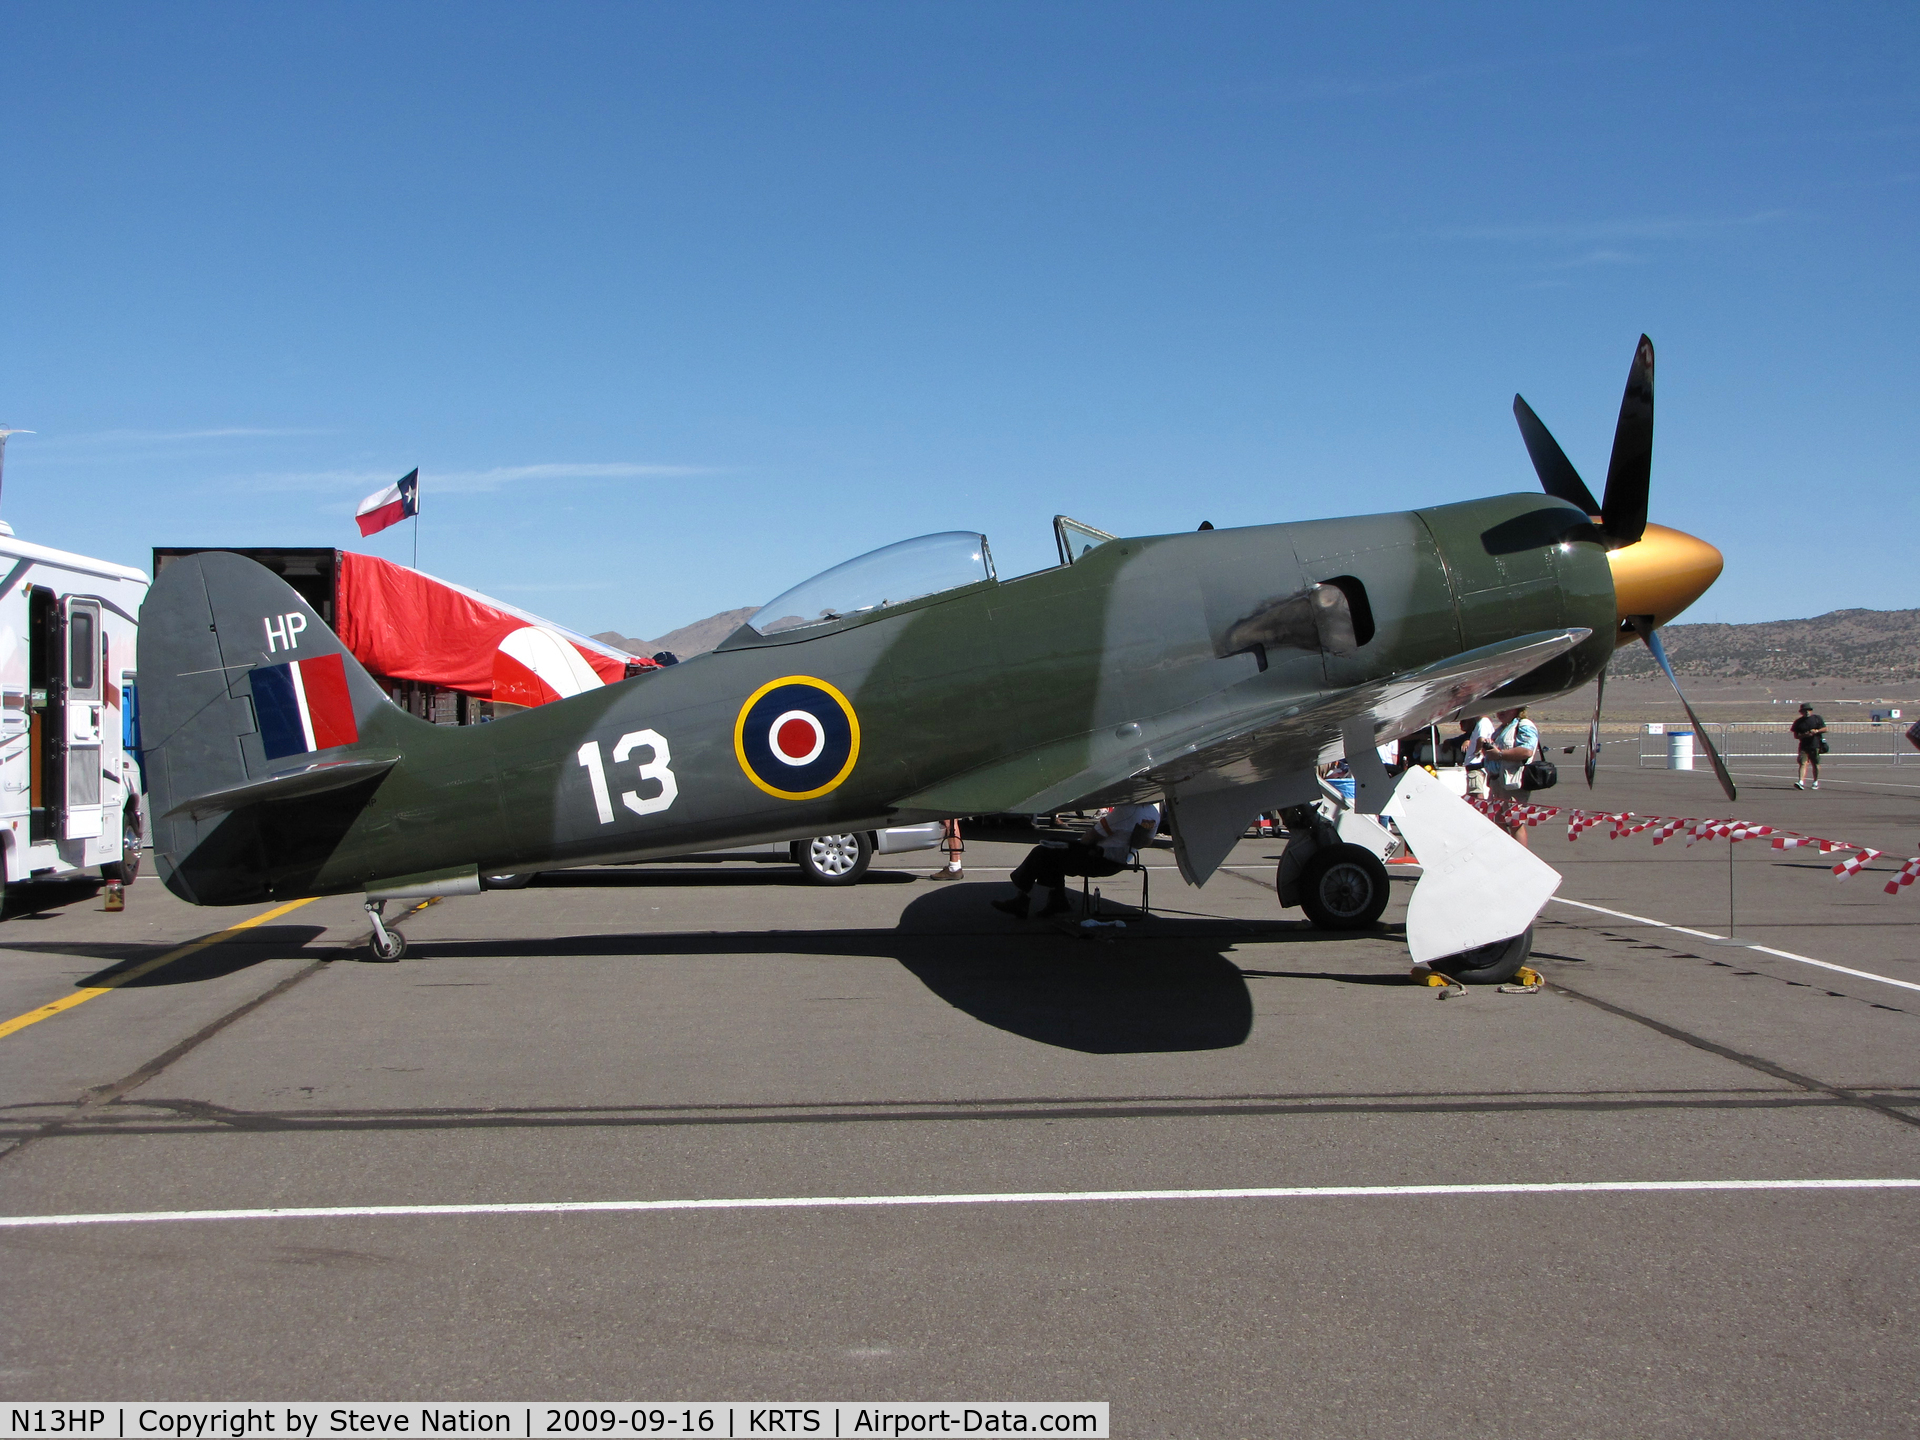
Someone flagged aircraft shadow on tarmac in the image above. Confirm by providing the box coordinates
[0,926,331,987]
[888,884,1410,1053]
[411,880,1407,1055]
[527,867,919,888]
[0,877,1405,1053]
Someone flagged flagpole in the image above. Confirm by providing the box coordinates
[412,471,420,570]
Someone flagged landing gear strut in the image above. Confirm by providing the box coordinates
[365,898,407,961]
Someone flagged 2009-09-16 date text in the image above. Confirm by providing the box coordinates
[544,1413,714,1436]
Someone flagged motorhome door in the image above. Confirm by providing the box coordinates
[61,597,104,839]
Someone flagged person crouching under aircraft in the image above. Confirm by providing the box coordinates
[993,803,1163,919]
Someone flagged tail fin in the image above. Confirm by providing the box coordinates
[139,551,420,904]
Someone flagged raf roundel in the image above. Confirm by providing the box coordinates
[734,677,861,800]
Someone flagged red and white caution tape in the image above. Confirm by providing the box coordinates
[1466,796,1561,829]
[1546,807,1917,900]
[1833,849,1883,880]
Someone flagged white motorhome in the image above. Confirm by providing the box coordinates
[0,527,148,890]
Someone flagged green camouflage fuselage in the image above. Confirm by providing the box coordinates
[152,493,1610,904]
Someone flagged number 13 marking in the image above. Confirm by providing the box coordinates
[576,730,678,824]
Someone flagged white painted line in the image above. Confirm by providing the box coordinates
[1548,896,1920,994]
[4,1178,1915,1229]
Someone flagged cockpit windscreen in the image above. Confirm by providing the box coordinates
[751,532,996,636]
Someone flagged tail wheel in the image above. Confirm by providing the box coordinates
[1432,927,1533,986]
[793,832,873,886]
[1298,843,1390,930]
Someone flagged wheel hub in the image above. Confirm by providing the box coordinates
[1320,862,1375,918]
[809,834,859,876]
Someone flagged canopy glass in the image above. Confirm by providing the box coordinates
[751,532,996,636]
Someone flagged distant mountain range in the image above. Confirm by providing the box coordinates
[600,605,1919,682]
[594,607,758,660]
[1610,608,1920,683]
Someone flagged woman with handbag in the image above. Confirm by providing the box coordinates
[1487,706,1542,848]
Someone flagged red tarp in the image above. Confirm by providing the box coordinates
[335,551,640,702]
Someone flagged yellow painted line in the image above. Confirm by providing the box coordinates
[0,897,318,1040]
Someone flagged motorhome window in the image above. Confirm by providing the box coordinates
[750,532,995,636]
[68,611,95,690]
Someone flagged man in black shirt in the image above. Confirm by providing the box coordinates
[1791,703,1826,790]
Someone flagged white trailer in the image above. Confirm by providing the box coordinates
[0,530,148,892]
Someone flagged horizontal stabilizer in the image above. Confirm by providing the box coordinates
[161,754,401,821]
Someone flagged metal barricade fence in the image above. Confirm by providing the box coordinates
[1636,721,1914,768]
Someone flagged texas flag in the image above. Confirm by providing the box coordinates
[251,653,360,760]
[355,469,420,537]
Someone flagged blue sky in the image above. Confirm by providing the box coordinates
[2,3,1913,638]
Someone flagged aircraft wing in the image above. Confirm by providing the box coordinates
[900,627,1590,821]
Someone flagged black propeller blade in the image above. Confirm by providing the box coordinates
[1628,616,1736,803]
[1514,395,1602,515]
[1512,334,1655,548]
[1585,662,1606,788]
[1600,335,1654,547]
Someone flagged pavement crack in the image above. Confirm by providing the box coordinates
[2,1086,1872,1143]
[0,958,334,1172]
[1547,976,1920,1132]
[81,959,332,1108]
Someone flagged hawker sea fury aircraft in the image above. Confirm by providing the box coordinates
[140,337,1727,979]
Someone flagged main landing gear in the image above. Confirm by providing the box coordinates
[365,898,407,961]
[1275,804,1391,930]
[1273,799,1536,984]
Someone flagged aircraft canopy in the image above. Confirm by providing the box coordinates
[750,531,995,635]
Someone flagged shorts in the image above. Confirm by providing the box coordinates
[1465,766,1488,797]
[1489,775,1532,804]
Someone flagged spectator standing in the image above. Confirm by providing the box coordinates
[926,818,965,880]
[1486,706,1540,847]
[1461,715,1495,798]
[1792,703,1826,790]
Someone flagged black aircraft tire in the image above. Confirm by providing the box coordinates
[369,929,407,962]
[1432,926,1533,986]
[1298,844,1390,930]
[793,832,873,886]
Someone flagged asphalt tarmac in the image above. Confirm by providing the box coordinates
[2,760,1916,1437]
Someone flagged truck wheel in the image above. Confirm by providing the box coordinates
[1298,843,1390,930]
[102,801,142,884]
[793,832,872,886]
[1432,927,1533,986]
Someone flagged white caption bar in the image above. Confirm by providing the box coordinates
[0,1405,1109,1440]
